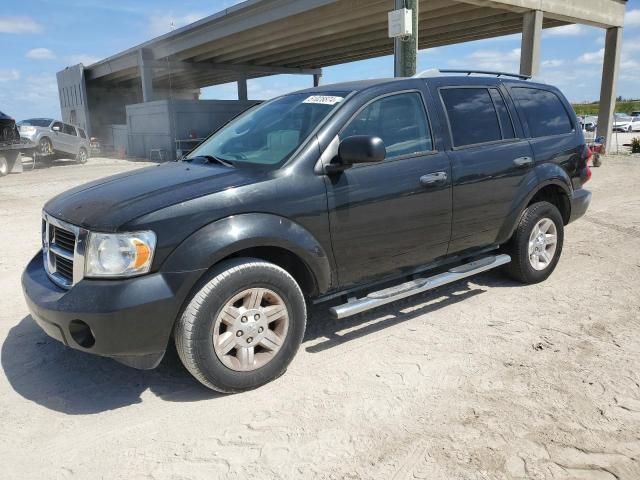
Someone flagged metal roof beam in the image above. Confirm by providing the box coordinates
[147,60,321,76]
[455,0,625,28]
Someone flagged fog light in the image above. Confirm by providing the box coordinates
[68,320,95,348]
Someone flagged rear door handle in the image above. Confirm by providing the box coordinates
[513,156,533,167]
[420,171,448,186]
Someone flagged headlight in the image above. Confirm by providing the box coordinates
[20,126,35,134]
[85,231,156,278]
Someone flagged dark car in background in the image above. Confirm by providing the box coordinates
[0,110,20,147]
[0,110,24,176]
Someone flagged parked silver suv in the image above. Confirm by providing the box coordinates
[18,118,90,163]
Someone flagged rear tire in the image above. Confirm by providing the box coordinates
[502,201,564,284]
[174,258,307,393]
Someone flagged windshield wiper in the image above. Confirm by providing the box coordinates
[186,155,234,168]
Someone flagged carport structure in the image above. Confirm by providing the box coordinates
[59,0,627,154]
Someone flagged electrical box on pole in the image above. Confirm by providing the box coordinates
[388,8,413,38]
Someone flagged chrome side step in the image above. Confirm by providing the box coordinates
[329,254,511,319]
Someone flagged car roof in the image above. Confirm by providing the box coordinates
[291,75,537,96]
[23,118,55,123]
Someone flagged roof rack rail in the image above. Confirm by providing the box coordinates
[438,69,531,80]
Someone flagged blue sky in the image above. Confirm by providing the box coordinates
[1,1,639,120]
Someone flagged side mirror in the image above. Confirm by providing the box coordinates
[327,135,385,173]
[52,125,61,132]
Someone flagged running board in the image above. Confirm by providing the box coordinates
[329,254,511,319]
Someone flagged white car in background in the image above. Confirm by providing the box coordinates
[18,118,90,163]
[612,114,640,132]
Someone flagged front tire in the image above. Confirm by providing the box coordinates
[77,147,88,164]
[174,258,307,393]
[503,201,564,284]
[39,137,53,156]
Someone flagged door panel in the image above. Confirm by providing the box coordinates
[447,140,535,253]
[436,84,535,253]
[326,154,451,286]
[50,121,65,152]
[325,90,452,287]
[62,124,78,155]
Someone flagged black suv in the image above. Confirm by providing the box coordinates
[22,73,592,392]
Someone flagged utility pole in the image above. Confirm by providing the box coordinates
[394,0,419,77]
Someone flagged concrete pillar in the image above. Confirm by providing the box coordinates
[313,72,322,87]
[394,0,418,77]
[597,27,623,154]
[237,76,248,101]
[138,48,155,103]
[520,10,543,77]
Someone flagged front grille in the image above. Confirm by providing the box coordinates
[55,255,74,281]
[51,226,76,252]
[42,214,87,289]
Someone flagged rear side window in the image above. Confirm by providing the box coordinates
[342,92,433,160]
[63,124,77,136]
[512,87,573,138]
[441,88,502,147]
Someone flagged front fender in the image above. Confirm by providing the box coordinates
[496,164,572,244]
[161,213,332,294]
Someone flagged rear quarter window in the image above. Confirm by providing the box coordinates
[512,87,573,138]
[440,87,506,147]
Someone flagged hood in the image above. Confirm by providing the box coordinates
[44,162,267,231]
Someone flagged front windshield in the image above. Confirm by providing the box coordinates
[18,119,52,127]
[187,92,348,166]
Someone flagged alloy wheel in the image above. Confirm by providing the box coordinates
[212,288,289,372]
[528,217,558,271]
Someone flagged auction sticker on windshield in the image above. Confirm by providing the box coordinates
[303,95,344,105]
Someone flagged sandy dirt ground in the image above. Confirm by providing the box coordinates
[0,155,639,480]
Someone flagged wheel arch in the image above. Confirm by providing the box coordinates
[498,178,572,244]
[161,213,333,298]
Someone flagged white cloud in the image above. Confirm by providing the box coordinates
[0,69,20,82]
[545,24,586,37]
[66,54,101,66]
[149,13,207,36]
[448,48,521,73]
[26,48,56,60]
[578,48,605,64]
[626,9,640,27]
[542,59,564,68]
[0,16,42,34]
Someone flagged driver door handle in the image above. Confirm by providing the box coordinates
[513,156,533,167]
[420,171,448,186]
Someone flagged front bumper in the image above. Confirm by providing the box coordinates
[569,188,591,224]
[22,252,205,369]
